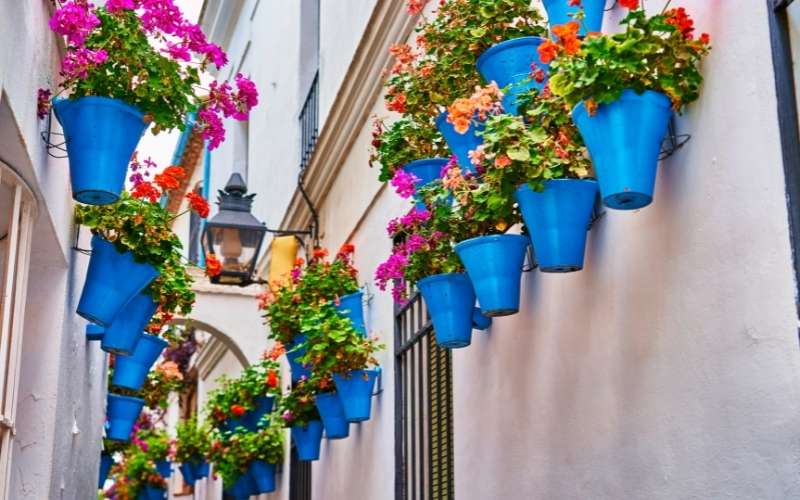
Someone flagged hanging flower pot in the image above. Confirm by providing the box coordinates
[402,158,449,210]
[78,235,159,327]
[248,460,277,494]
[572,89,672,210]
[542,0,606,35]
[435,113,483,174]
[101,292,159,356]
[476,37,549,115]
[155,459,171,478]
[179,462,196,486]
[292,420,323,461]
[244,395,275,431]
[286,334,311,382]
[111,333,168,390]
[514,180,598,272]
[53,97,149,205]
[192,457,210,479]
[334,290,366,336]
[105,393,144,441]
[332,369,379,422]
[418,273,479,349]
[454,234,530,316]
[86,324,104,341]
[138,486,166,500]
[314,391,350,440]
[225,472,257,500]
[98,452,113,488]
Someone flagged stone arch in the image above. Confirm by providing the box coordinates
[168,317,250,368]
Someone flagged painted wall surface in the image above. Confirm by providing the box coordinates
[0,2,107,499]
[190,1,800,500]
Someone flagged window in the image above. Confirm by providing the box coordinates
[395,289,455,500]
[299,0,320,170]
[0,163,35,497]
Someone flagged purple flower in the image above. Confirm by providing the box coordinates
[197,108,225,150]
[106,0,136,12]
[281,410,294,422]
[49,1,100,47]
[390,169,420,199]
[164,42,191,62]
[37,89,51,120]
[234,73,258,115]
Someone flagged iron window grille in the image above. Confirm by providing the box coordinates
[299,71,320,171]
[289,446,312,500]
[395,288,455,500]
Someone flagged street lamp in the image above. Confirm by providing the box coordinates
[202,173,267,286]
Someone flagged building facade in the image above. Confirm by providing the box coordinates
[174,1,800,500]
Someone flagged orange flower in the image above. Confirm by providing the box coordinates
[584,98,598,117]
[265,341,285,360]
[154,172,180,191]
[131,181,160,203]
[494,155,512,168]
[186,192,209,218]
[387,93,407,113]
[312,247,328,259]
[538,39,559,64]
[294,257,305,266]
[205,253,222,277]
[452,117,471,134]
[266,369,279,388]
[552,21,579,41]
[339,243,355,255]
[230,404,246,417]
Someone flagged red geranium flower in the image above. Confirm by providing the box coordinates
[131,181,161,203]
[230,404,246,417]
[186,192,210,218]
[537,39,559,64]
[206,253,222,277]
[266,369,279,388]
[620,0,638,9]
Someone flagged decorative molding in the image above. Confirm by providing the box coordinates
[274,0,418,243]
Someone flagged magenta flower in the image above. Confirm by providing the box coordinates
[106,0,136,12]
[61,47,108,79]
[281,410,294,422]
[390,168,420,199]
[37,89,51,120]
[234,74,259,115]
[197,108,225,150]
[164,42,191,62]
[49,1,100,47]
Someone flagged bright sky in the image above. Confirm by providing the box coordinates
[136,0,205,169]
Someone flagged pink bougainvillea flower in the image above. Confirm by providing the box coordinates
[390,168,420,199]
[49,1,100,47]
[36,89,51,120]
[106,0,136,12]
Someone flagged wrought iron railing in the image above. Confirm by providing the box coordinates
[289,447,311,500]
[395,290,455,500]
[299,72,320,171]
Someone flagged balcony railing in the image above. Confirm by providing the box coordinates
[299,72,319,171]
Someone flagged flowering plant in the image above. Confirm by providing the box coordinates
[369,116,449,183]
[132,427,170,462]
[472,85,592,195]
[206,432,248,487]
[546,5,711,112]
[277,378,320,428]
[239,425,284,464]
[44,0,258,146]
[105,445,166,499]
[375,192,464,303]
[174,416,209,463]
[445,82,504,134]
[299,304,384,379]
[234,356,282,413]
[260,245,360,345]
[385,0,545,121]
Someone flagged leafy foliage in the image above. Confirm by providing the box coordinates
[276,378,320,428]
[369,117,449,183]
[548,8,711,111]
[174,417,210,463]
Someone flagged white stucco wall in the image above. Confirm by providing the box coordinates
[191,1,800,499]
[0,2,107,499]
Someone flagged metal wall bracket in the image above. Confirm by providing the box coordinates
[40,106,68,159]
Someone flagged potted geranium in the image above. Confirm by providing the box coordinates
[237,355,282,431]
[175,417,210,486]
[547,3,711,209]
[135,428,172,479]
[299,245,364,334]
[205,376,248,434]
[300,305,384,423]
[75,162,203,353]
[278,378,323,461]
[473,85,598,272]
[312,373,351,440]
[541,0,606,35]
[207,432,257,499]
[105,446,167,500]
[242,425,284,495]
[376,184,491,348]
[99,438,127,489]
[43,0,257,205]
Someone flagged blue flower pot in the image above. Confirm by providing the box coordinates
[98,452,113,488]
[515,180,598,272]
[106,393,144,441]
[332,369,379,422]
[248,460,277,494]
[403,158,450,210]
[155,459,171,478]
[573,89,672,210]
[53,96,148,205]
[101,292,158,356]
[543,0,606,35]
[435,112,483,174]
[225,472,257,499]
[476,36,549,115]
[86,324,105,341]
[292,420,323,461]
[111,333,168,390]
[418,273,476,349]
[315,392,350,439]
[286,334,311,382]
[179,462,195,486]
[137,486,165,500]
[192,456,210,478]
[78,235,159,327]
[245,395,275,431]
[455,235,530,316]
[334,290,366,335]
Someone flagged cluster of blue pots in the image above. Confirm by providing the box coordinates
[225,463,277,500]
[53,96,148,205]
[179,456,209,486]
